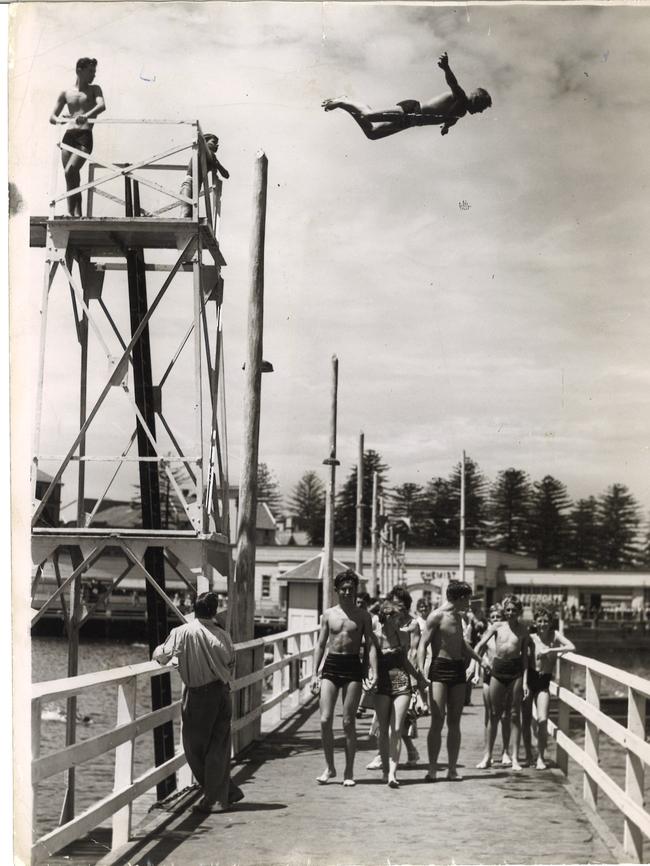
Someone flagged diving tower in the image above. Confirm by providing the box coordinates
[29,120,232,818]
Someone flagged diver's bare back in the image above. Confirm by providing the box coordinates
[493,621,526,660]
[325,605,368,654]
[62,85,101,129]
[419,91,466,119]
[430,605,465,661]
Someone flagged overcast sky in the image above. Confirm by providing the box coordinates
[9,2,650,518]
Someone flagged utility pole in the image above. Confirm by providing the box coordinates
[322,355,339,609]
[379,495,386,595]
[371,471,378,598]
[459,449,466,584]
[355,431,364,576]
[230,151,268,642]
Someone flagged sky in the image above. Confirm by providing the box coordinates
[8,1,650,520]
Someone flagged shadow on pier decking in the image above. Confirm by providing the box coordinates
[93,697,620,866]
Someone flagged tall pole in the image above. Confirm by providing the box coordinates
[322,355,339,610]
[125,180,175,799]
[371,471,378,598]
[229,151,268,643]
[388,523,395,587]
[355,431,364,577]
[60,268,88,824]
[379,495,386,595]
[459,449,466,584]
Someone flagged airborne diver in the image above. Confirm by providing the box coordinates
[322,52,491,140]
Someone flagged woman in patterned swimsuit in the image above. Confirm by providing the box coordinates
[374,599,428,788]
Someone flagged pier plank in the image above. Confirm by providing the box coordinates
[90,692,618,866]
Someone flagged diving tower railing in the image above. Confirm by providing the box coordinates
[31,626,320,865]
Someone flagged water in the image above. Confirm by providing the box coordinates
[32,637,183,842]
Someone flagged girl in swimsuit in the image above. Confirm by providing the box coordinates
[374,600,428,788]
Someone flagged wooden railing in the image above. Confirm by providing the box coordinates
[31,626,319,864]
[549,651,650,862]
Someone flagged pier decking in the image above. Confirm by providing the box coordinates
[87,698,618,866]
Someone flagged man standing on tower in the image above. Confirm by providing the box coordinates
[50,57,106,217]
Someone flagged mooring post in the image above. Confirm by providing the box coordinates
[229,151,268,643]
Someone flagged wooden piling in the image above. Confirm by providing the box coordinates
[459,450,466,583]
[370,471,378,597]
[229,151,268,643]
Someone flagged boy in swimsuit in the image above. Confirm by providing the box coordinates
[526,606,575,769]
[311,569,378,786]
[475,594,530,771]
[50,58,106,217]
[468,604,512,767]
[417,580,490,782]
[322,52,491,141]
[179,133,230,218]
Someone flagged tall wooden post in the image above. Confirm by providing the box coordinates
[229,151,268,643]
[125,179,175,800]
[322,355,339,610]
[388,524,395,587]
[459,449,466,584]
[370,471,378,598]
[355,431,364,576]
[60,280,87,824]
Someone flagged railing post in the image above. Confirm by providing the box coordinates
[288,633,300,709]
[273,639,285,717]
[583,668,601,811]
[112,676,137,850]
[32,698,42,827]
[623,687,645,862]
[556,658,571,776]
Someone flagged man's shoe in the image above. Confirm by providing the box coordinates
[229,787,245,805]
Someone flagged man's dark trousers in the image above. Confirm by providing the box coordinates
[181,680,242,806]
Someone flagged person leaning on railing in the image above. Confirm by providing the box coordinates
[179,133,229,218]
[153,591,244,813]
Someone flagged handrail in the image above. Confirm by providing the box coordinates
[31,626,319,864]
[549,652,649,862]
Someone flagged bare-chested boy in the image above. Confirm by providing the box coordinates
[50,58,106,217]
[311,569,378,786]
[322,52,491,141]
[475,594,530,771]
[526,606,575,769]
[417,580,490,782]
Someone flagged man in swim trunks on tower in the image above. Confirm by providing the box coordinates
[417,580,490,782]
[474,594,530,771]
[179,133,230,218]
[50,58,106,217]
[311,569,378,786]
[322,52,491,140]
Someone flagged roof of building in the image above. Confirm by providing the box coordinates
[279,553,362,583]
[256,502,277,531]
[505,570,650,589]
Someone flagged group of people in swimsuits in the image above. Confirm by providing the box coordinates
[311,571,574,787]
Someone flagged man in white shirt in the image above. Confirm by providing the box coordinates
[153,591,243,813]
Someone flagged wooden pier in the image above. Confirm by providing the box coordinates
[29,642,649,866]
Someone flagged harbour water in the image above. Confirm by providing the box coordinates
[31,637,650,847]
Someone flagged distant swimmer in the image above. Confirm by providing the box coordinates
[49,57,106,217]
[311,569,378,786]
[322,52,491,141]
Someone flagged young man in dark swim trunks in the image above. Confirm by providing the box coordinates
[50,58,106,217]
[417,581,490,782]
[475,594,530,770]
[311,570,378,786]
[322,52,491,141]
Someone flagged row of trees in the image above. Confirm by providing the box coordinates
[278,455,650,570]
[131,456,649,570]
